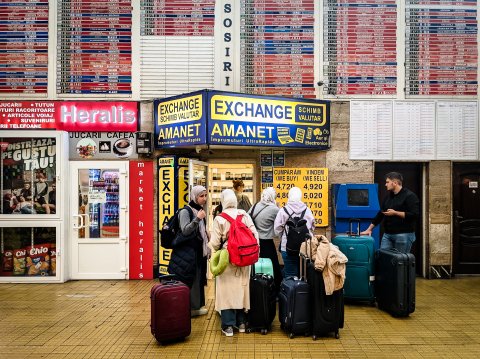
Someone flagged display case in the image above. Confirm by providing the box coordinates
[208,163,255,228]
[81,169,120,239]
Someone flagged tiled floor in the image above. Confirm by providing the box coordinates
[0,277,479,358]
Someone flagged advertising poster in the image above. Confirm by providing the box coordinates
[177,158,189,208]
[260,150,273,167]
[261,167,273,190]
[129,161,154,279]
[158,156,176,275]
[1,137,57,216]
[273,150,285,167]
[273,168,329,226]
[208,91,330,148]
[154,91,208,148]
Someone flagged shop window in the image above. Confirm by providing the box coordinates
[0,227,56,277]
[1,137,57,215]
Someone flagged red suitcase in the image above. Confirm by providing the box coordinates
[150,275,191,343]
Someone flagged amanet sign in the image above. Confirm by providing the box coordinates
[154,92,207,148]
[154,90,330,149]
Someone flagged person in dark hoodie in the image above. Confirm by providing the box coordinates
[274,186,315,278]
[168,185,210,317]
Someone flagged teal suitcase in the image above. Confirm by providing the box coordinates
[254,258,274,278]
[332,221,375,304]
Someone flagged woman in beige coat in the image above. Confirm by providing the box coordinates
[210,189,259,337]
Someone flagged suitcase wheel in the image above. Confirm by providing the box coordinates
[289,333,294,339]
[246,328,253,334]
[261,329,268,335]
[312,335,317,341]
[335,331,340,339]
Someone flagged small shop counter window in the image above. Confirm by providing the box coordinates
[0,226,57,277]
[1,136,57,216]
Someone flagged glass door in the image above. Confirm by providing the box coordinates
[70,161,128,279]
[188,159,209,222]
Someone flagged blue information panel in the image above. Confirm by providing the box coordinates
[207,91,330,148]
[0,1,49,94]
[154,91,208,148]
[56,1,133,95]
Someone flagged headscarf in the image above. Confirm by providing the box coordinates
[221,189,237,209]
[188,185,209,257]
[288,186,302,202]
[261,187,276,205]
[190,185,207,206]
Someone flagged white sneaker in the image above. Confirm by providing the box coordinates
[222,326,234,337]
[235,323,246,333]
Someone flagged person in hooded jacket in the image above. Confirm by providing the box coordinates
[248,186,282,292]
[168,185,210,317]
[274,186,315,279]
[210,189,259,337]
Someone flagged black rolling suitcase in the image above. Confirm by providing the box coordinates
[247,267,276,334]
[305,256,344,339]
[278,256,311,338]
[375,248,415,317]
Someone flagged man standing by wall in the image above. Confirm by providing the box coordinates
[361,172,419,253]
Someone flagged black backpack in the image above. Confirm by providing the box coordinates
[283,207,309,255]
[160,206,194,249]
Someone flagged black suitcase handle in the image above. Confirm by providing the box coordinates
[158,274,177,285]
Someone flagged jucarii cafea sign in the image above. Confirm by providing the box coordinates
[0,101,138,131]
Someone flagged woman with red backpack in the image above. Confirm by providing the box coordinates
[210,189,259,337]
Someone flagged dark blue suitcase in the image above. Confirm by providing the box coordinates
[375,249,415,317]
[332,220,375,304]
[278,258,311,338]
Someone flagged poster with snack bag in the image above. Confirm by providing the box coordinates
[50,247,56,276]
[13,249,27,276]
[1,250,13,276]
[26,244,50,276]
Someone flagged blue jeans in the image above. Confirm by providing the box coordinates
[221,309,245,329]
[281,251,300,279]
[381,232,416,253]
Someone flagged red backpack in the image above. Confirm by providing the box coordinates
[220,212,259,267]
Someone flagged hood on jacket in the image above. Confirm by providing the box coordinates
[288,186,302,202]
[285,200,307,215]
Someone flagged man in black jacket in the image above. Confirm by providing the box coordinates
[361,172,419,253]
